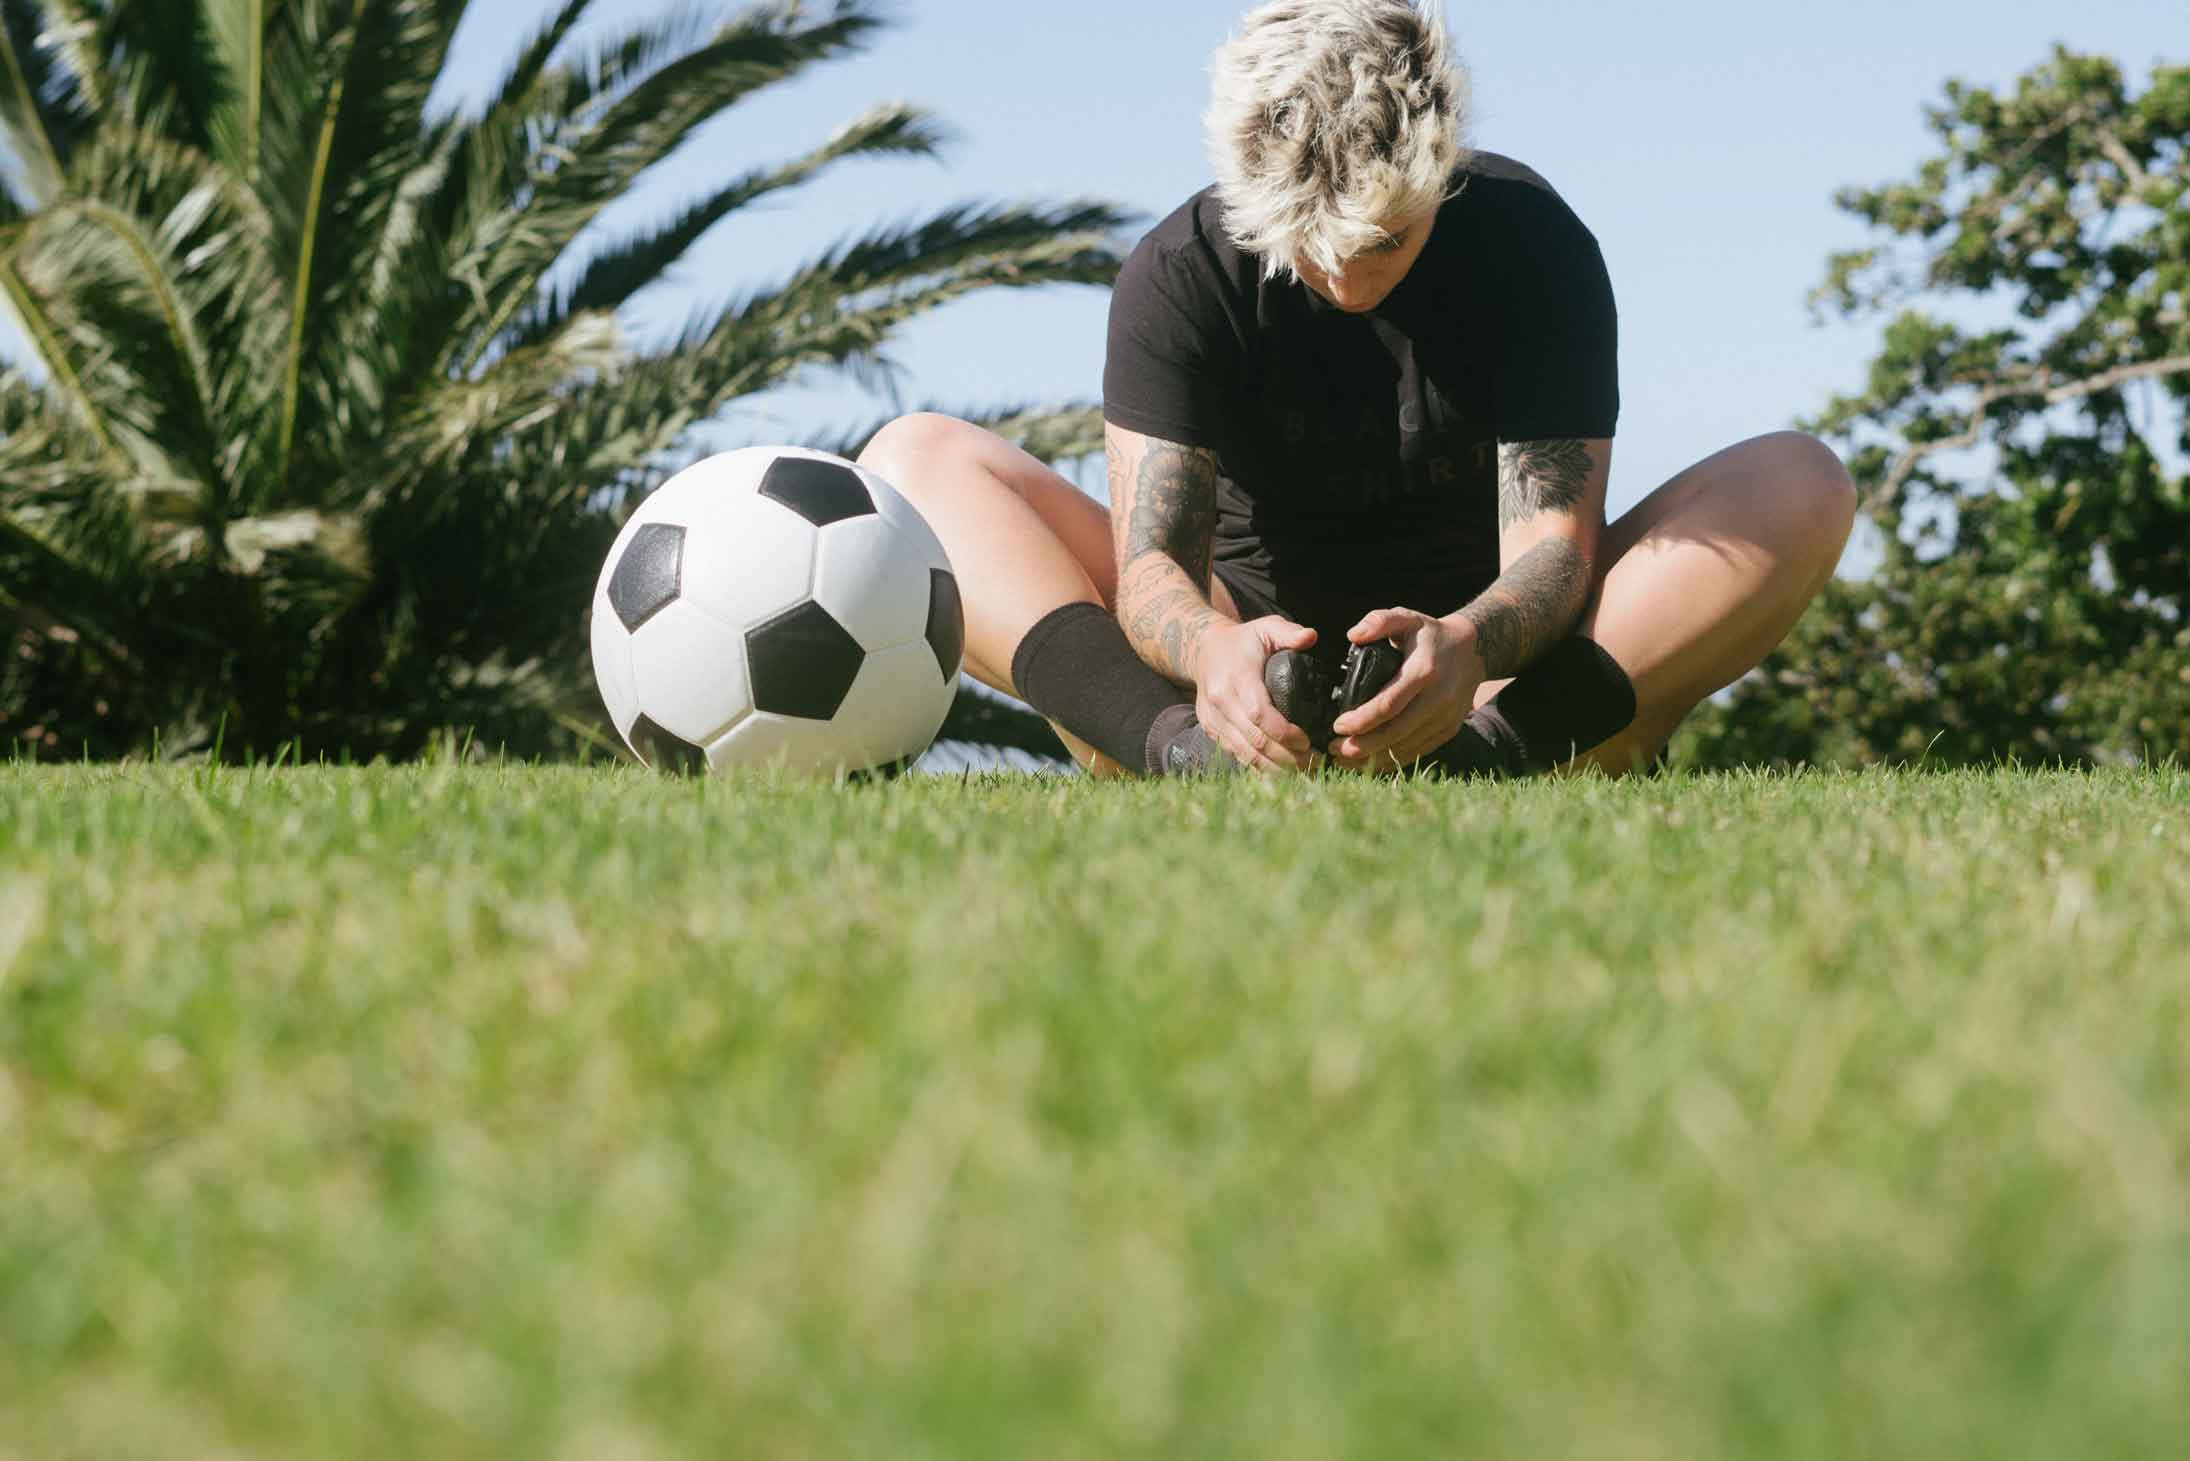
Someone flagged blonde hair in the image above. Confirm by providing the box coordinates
[1206,0,1470,280]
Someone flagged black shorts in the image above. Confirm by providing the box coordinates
[1212,562,1285,624]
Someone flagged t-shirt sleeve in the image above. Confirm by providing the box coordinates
[1489,194,1619,443]
[1102,235,1235,449]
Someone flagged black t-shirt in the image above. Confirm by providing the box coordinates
[1103,153,1618,645]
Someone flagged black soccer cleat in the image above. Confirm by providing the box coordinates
[1264,642,1403,750]
[1161,724,1238,776]
[1264,649,1338,746]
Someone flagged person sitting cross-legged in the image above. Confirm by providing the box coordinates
[861,0,1856,778]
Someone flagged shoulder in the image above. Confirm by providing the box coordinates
[1444,152,1593,236]
[1436,151,1608,280]
[1460,150,1563,196]
[1117,188,1253,310]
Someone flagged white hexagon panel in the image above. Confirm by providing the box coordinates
[627,600,753,748]
[813,511,934,653]
[830,641,958,770]
[677,488,817,633]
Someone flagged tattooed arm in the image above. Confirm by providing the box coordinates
[1457,437,1611,678]
[1106,423,1230,683]
[1107,422,1317,771]
[1327,436,1611,772]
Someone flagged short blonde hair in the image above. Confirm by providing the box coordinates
[1206,0,1470,279]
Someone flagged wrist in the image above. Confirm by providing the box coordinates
[1440,612,1489,681]
[1178,605,1232,683]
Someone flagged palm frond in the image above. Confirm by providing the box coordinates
[774,201,1130,301]
[90,0,226,148]
[473,0,596,122]
[202,0,266,176]
[0,375,152,658]
[445,0,888,372]
[62,128,286,498]
[0,240,125,463]
[12,205,218,493]
[0,0,73,200]
[534,204,1126,489]
[32,0,105,112]
[514,101,947,351]
[367,311,626,495]
[261,0,471,487]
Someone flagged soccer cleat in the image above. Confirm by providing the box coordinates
[1162,725,1238,775]
[1262,649,1335,745]
[1145,702,1238,775]
[1264,641,1402,749]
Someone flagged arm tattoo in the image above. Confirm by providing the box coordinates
[1498,438,1593,530]
[1109,434,1226,683]
[1122,440,1218,584]
[1461,537,1590,678]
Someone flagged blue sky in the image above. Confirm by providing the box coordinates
[430,0,2182,517]
[4,3,2173,516]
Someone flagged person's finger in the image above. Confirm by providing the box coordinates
[1335,681,1458,766]
[1209,710,1285,774]
[1248,686,1315,754]
[1221,666,1313,753]
[1209,697,1307,774]
[1255,617,1319,654]
[1244,702,1315,765]
[1348,607,1423,645]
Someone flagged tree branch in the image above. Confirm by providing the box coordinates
[1876,354,2190,501]
[2090,126,2154,194]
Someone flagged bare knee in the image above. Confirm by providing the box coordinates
[858,412,987,498]
[1755,430,1858,553]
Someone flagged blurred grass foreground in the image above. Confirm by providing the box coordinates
[3,765,2189,1457]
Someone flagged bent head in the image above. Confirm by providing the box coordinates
[1291,213,1437,312]
[1206,0,1469,300]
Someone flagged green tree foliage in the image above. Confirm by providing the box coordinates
[0,0,1123,760]
[1688,48,2190,769]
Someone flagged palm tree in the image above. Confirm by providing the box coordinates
[0,0,1120,759]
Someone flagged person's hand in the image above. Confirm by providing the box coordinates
[1328,609,1485,773]
[1196,616,1319,774]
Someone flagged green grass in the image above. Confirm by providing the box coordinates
[3,764,2188,1459]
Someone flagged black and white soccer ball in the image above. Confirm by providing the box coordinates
[590,447,963,774]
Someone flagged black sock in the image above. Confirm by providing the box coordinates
[1428,637,1637,778]
[1010,602,1196,775]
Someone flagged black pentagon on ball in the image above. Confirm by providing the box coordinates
[758,454,875,527]
[628,714,709,775]
[926,568,964,682]
[747,599,865,720]
[608,523,685,633]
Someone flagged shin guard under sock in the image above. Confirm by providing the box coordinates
[1429,636,1638,778]
[1010,602,1196,775]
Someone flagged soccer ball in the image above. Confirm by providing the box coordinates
[589,447,963,774]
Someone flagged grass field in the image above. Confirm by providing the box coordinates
[3,763,2188,1459]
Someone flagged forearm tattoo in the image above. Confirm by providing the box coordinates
[1461,537,1590,679]
[1498,438,1594,530]
[1111,435,1224,683]
[1122,440,1218,583]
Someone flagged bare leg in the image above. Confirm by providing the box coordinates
[857,413,1243,775]
[859,413,1117,691]
[1506,431,1855,775]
